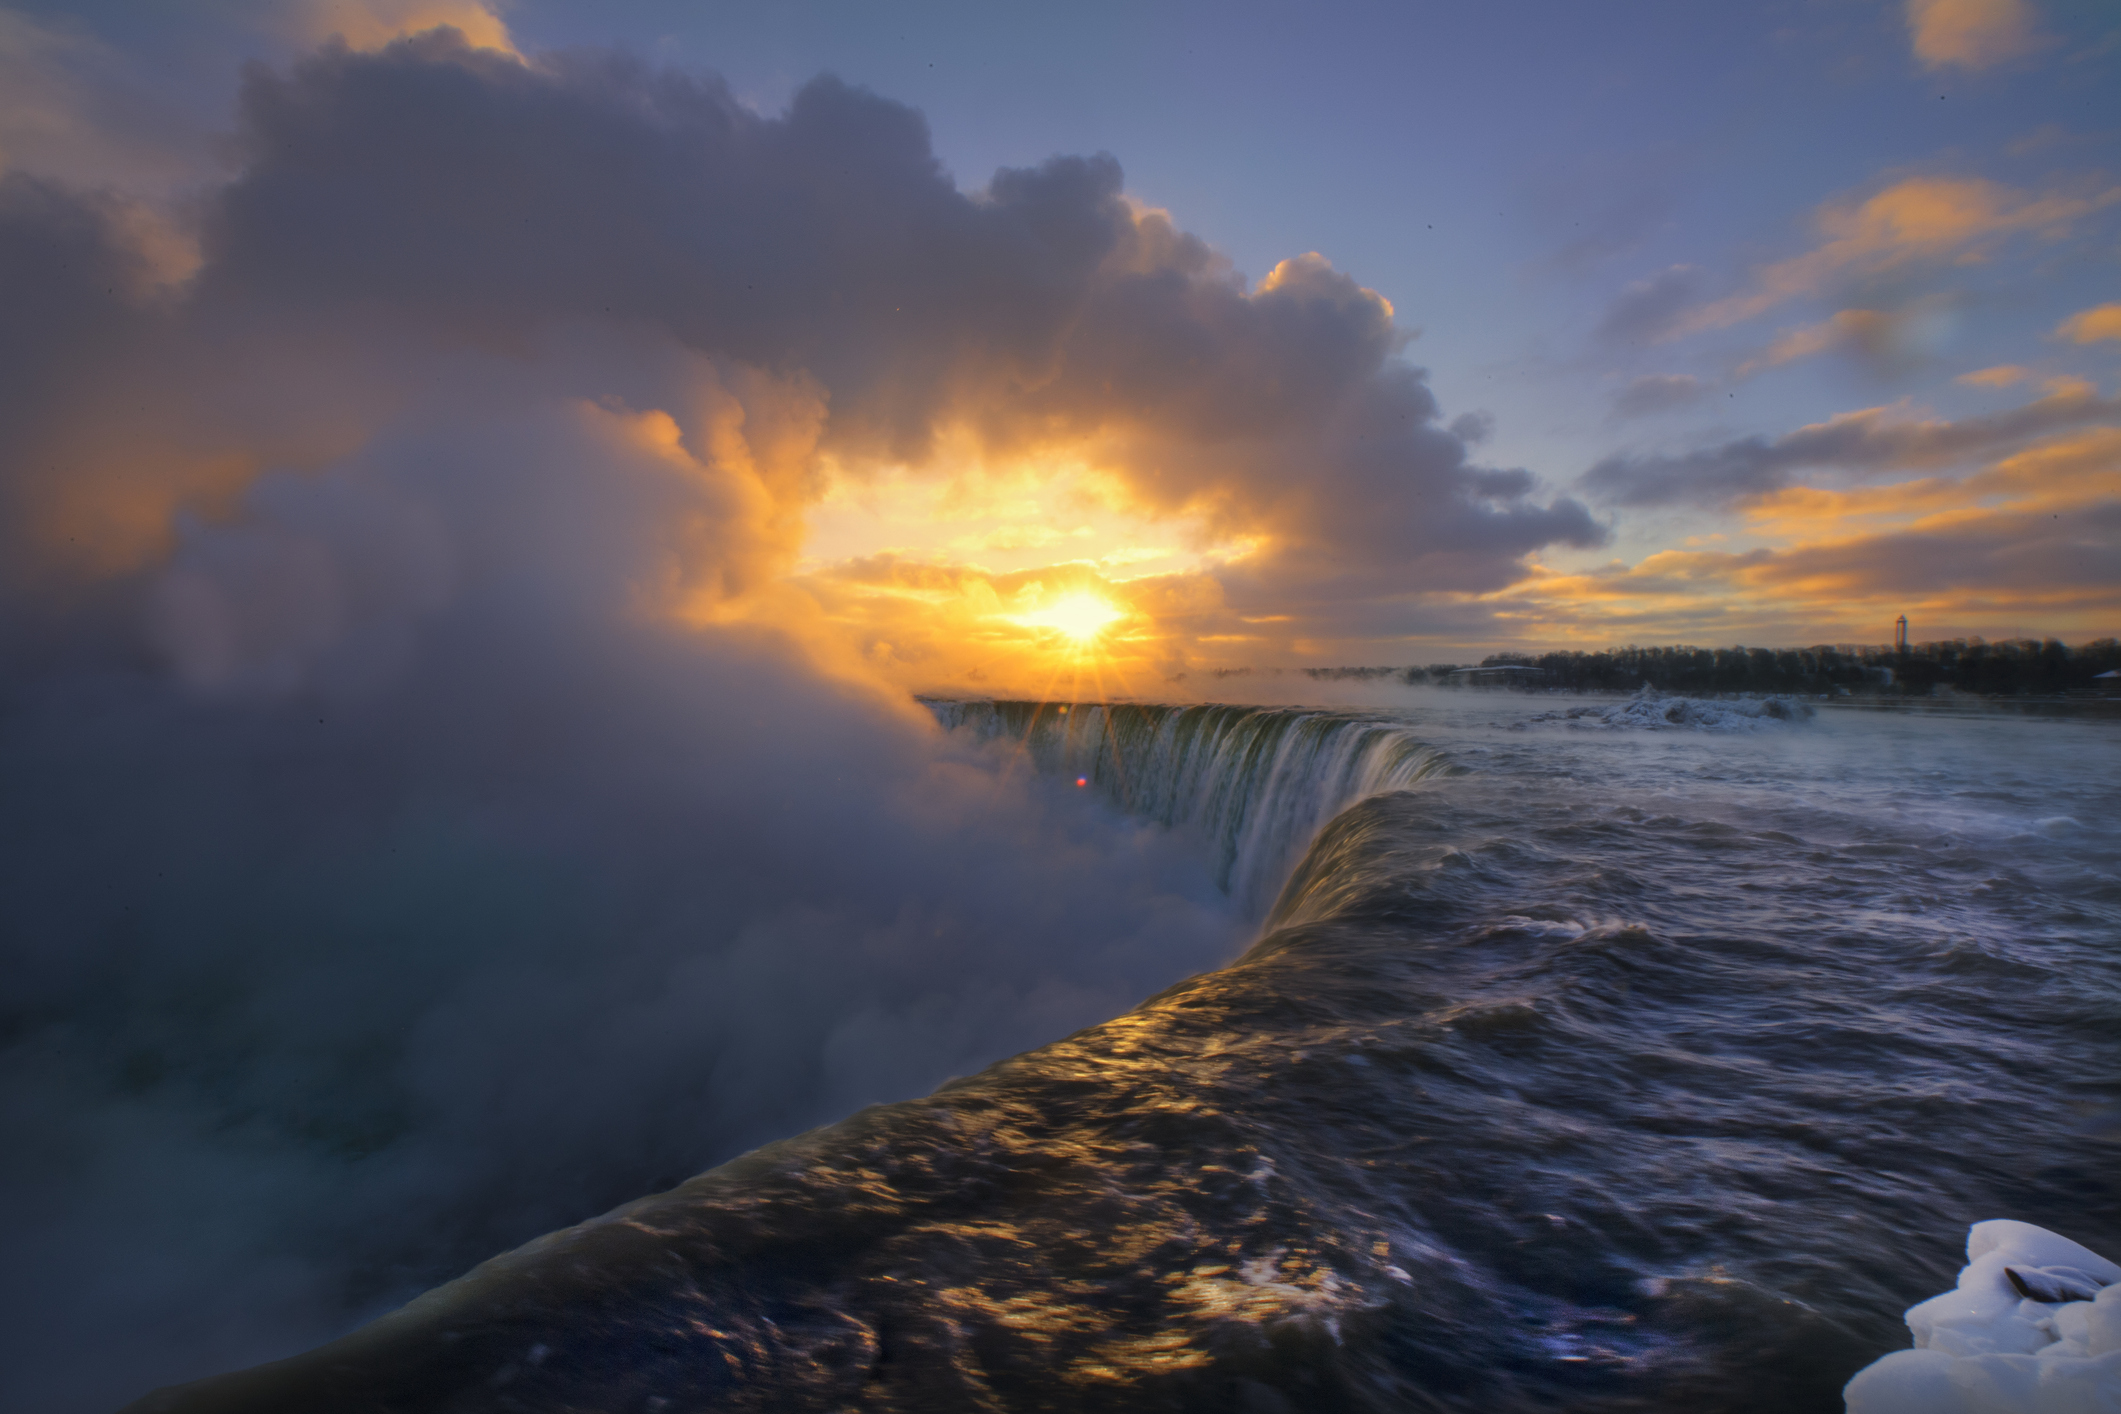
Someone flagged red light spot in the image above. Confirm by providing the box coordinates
[1076,777,1088,787]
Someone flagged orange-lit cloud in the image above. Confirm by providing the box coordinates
[1755,312,1880,368]
[290,1,515,55]
[1740,424,2121,530]
[1957,364,2034,387]
[1512,419,2121,646]
[789,553,1199,695]
[1494,516,2121,648]
[1743,309,1887,373]
[1741,299,1966,375]
[1906,0,2045,71]
[2056,302,2121,344]
[1677,176,2117,334]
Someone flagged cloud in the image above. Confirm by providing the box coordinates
[164,35,1592,629]
[1678,176,2119,334]
[1957,364,2034,387]
[287,0,516,54]
[1739,299,1964,375]
[2057,302,2121,344]
[1593,264,1704,346]
[0,9,213,201]
[1581,383,2121,508]
[1739,423,2121,538]
[1906,0,2045,71]
[1738,424,2121,531]
[1732,504,2120,603]
[1752,313,1872,370]
[1498,491,2121,646]
[1516,417,2121,644]
[1611,373,1711,419]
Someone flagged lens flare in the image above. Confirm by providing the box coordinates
[1016,591,1125,643]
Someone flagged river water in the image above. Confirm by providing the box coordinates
[131,692,2121,1413]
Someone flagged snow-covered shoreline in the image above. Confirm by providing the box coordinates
[1844,1221,2120,1413]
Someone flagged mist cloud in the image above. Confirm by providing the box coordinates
[2,383,1255,1414]
[0,20,1604,1410]
[0,28,1575,1411]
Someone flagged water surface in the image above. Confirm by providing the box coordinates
[134,695,2121,1412]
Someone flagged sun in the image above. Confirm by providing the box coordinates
[1016,591,1126,643]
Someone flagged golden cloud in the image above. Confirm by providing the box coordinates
[1906,0,2044,71]
[788,552,1207,696]
[1513,422,2121,645]
[2057,303,2121,344]
[1744,310,1891,373]
[1680,176,2118,334]
[1957,365,2034,387]
[292,1,515,55]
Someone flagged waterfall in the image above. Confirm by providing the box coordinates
[928,700,1452,914]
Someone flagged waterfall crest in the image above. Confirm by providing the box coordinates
[928,700,1452,913]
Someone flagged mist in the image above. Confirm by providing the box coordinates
[0,38,1270,1414]
[0,20,1641,1408]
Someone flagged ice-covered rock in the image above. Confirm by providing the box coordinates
[1844,1221,2121,1413]
[1523,690,1814,733]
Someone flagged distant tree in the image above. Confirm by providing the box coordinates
[1484,638,2120,697]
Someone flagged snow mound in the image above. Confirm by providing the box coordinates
[1523,691,1815,732]
[1844,1220,2121,1414]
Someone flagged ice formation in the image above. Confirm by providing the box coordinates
[1523,691,1815,732]
[1843,1220,2121,1414]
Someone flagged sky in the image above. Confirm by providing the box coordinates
[0,5,2115,1408]
[2,0,2118,690]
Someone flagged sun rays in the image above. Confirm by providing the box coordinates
[1013,590,1127,644]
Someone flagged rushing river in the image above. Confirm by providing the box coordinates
[132,693,2121,1413]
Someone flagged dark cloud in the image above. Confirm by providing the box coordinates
[1449,410,1495,444]
[1581,383,2121,508]
[201,42,1147,466]
[186,33,1588,610]
[1610,373,1711,420]
[1592,263,1704,346]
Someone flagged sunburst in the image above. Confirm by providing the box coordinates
[1015,591,1126,644]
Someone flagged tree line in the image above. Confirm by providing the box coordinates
[1393,639,2121,697]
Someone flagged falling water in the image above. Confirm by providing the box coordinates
[927,700,1453,911]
